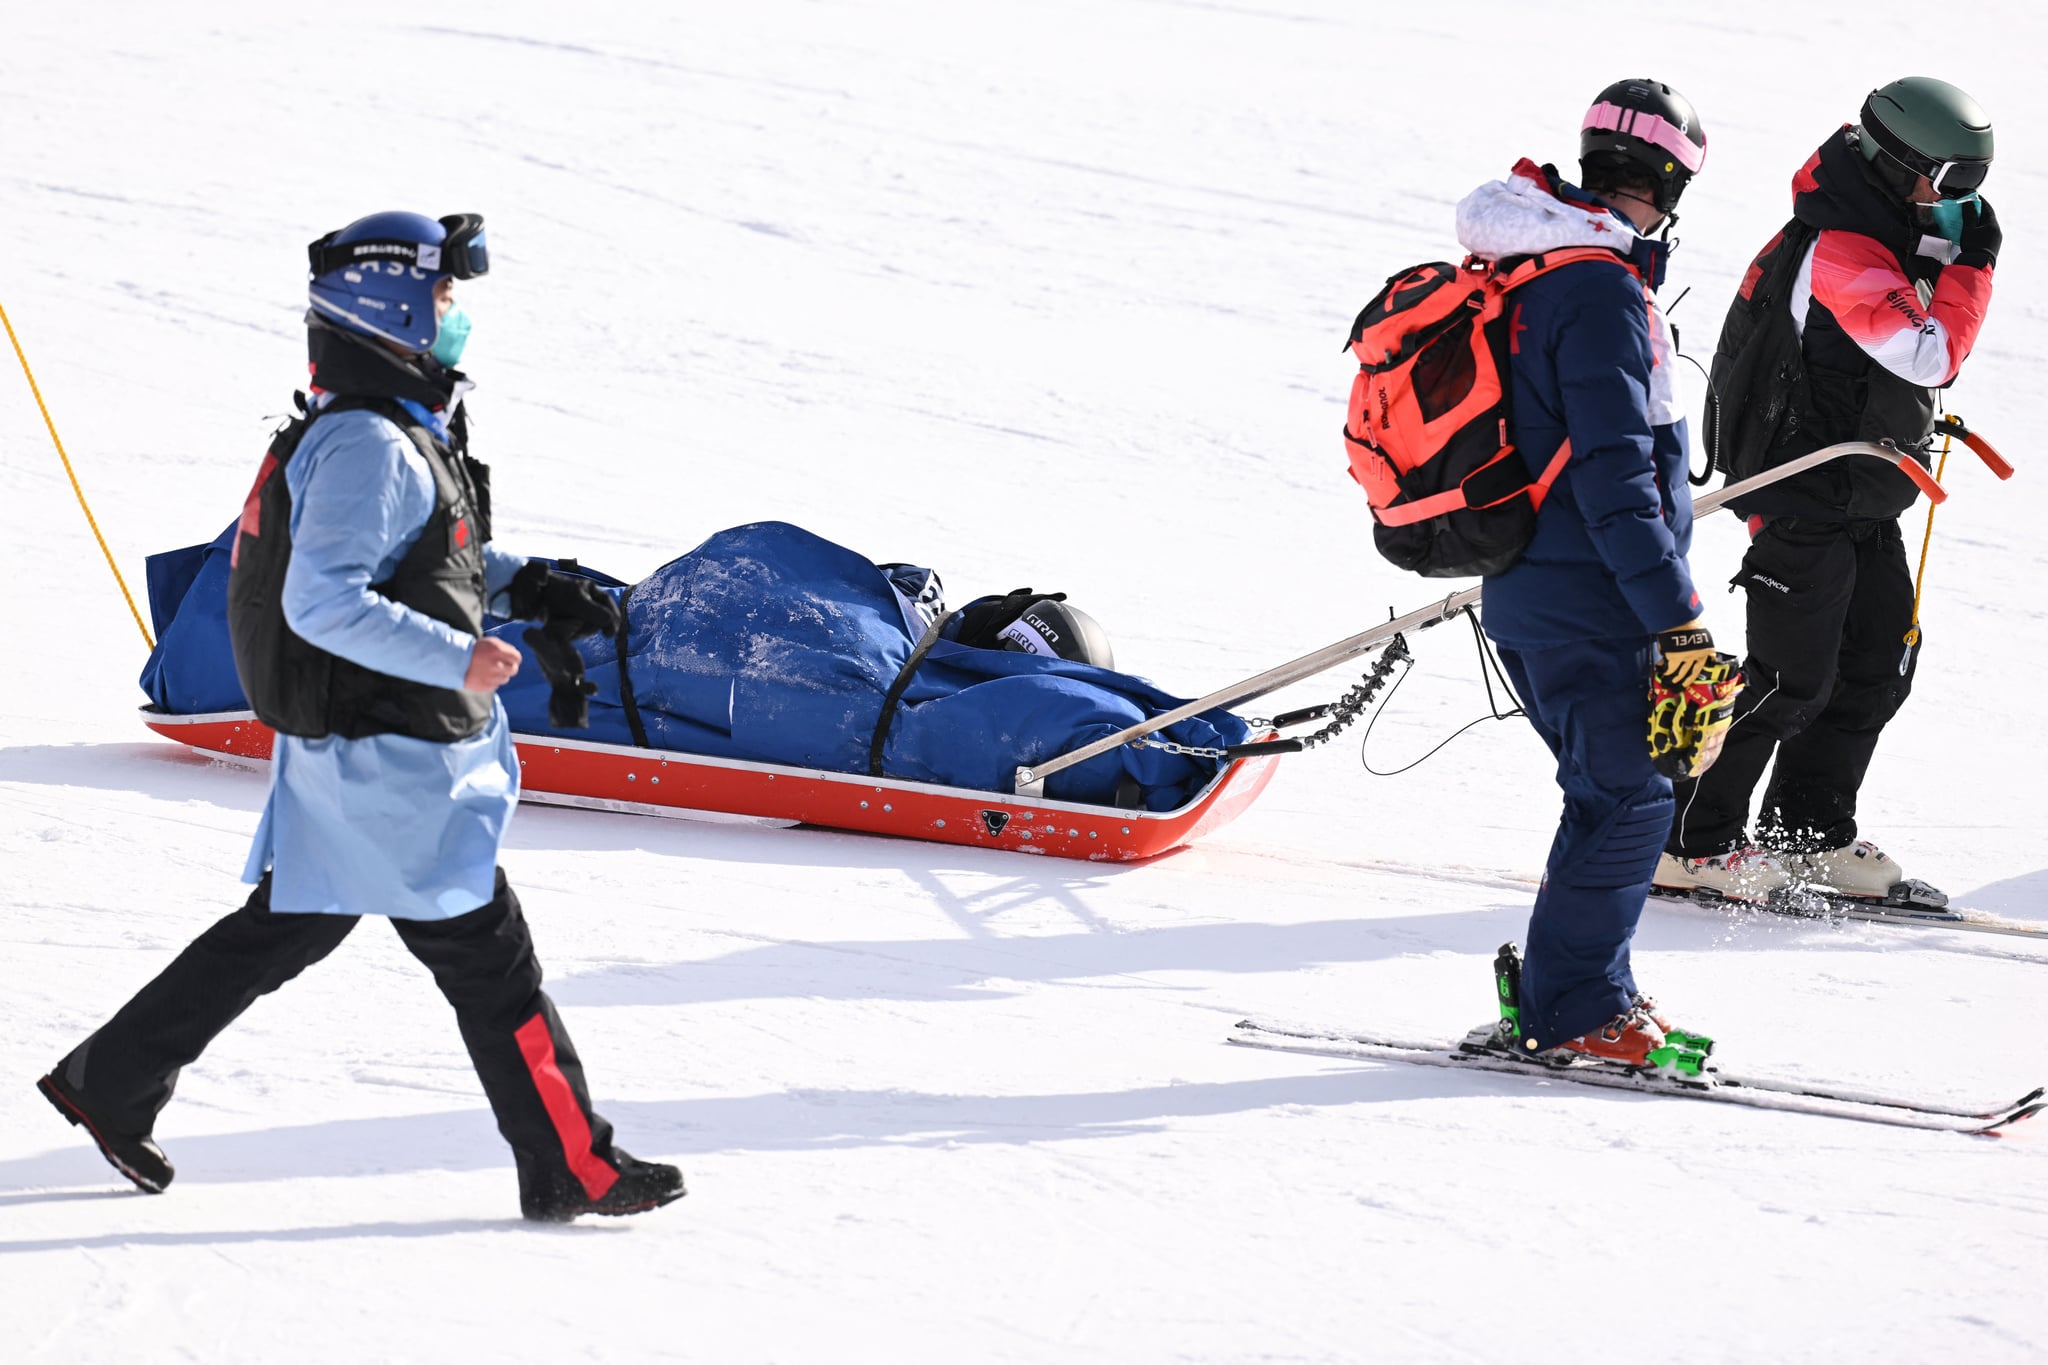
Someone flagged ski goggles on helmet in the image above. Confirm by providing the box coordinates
[1581,101,1706,175]
[1858,110,1990,197]
[1925,157,1989,196]
[307,213,491,280]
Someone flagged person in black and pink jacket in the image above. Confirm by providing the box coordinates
[1659,78,1997,907]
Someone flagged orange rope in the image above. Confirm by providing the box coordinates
[0,299,155,650]
[1901,425,1954,649]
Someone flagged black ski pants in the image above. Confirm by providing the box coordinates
[55,869,624,1204]
[1667,517,1918,858]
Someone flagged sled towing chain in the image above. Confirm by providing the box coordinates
[1132,634,1416,761]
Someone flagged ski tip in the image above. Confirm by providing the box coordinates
[1976,1103,2045,1137]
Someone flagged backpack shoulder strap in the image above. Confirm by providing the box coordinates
[313,393,490,538]
[1486,248,1644,512]
[1742,218,1817,315]
[1489,246,1636,292]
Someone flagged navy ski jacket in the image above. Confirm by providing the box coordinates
[1459,164,1700,649]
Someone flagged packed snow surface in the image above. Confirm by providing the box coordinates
[3,3,2044,1361]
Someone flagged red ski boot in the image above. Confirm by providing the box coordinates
[1546,1004,1711,1077]
[1630,993,1714,1055]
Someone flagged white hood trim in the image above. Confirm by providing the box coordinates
[1455,166,1641,262]
[1455,164,1689,426]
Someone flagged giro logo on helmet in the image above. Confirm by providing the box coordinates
[1021,612,1062,643]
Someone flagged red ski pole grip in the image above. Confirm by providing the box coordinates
[1963,430,2016,481]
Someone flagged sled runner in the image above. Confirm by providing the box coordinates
[139,707,1284,863]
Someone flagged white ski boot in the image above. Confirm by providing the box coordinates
[1653,846,1794,905]
[1785,839,1947,908]
[1792,840,1900,898]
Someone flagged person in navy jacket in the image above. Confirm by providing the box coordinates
[1464,80,1717,1065]
[37,212,685,1223]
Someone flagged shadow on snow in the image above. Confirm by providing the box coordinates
[0,1060,1623,1217]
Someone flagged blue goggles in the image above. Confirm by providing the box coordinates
[308,213,490,280]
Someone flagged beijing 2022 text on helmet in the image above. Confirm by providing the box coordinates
[307,211,489,353]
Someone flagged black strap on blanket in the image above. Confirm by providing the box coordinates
[614,584,650,749]
[869,608,962,777]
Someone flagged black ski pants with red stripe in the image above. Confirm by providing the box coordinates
[1667,516,1918,857]
[53,869,621,1203]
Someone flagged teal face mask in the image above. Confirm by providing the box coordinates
[1921,192,1979,247]
[430,305,472,367]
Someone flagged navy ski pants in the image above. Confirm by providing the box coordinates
[1496,637,1671,1049]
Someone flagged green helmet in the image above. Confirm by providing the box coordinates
[1858,77,1992,196]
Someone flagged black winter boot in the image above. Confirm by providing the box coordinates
[519,1149,686,1222]
[37,1070,174,1193]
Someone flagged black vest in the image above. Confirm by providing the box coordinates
[228,395,494,742]
[1709,132,1944,523]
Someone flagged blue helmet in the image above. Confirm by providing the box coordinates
[307,211,488,353]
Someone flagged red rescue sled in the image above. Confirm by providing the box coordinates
[139,708,1281,863]
[133,448,1953,865]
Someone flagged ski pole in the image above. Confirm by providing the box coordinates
[1014,440,1944,795]
[0,299,156,651]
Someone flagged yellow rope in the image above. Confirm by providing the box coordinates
[0,299,155,651]
[1901,425,1955,649]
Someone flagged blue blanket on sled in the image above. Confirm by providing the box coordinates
[139,521,1246,809]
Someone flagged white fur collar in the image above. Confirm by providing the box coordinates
[1456,162,1640,262]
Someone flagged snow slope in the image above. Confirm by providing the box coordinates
[2,2,2044,1360]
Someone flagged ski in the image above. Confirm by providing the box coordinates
[1648,885,2048,941]
[1229,1020,2045,1135]
[1236,1018,2044,1118]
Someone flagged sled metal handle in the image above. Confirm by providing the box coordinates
[1013,441,1941,796]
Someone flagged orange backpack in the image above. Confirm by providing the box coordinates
[1343,248,1637,578]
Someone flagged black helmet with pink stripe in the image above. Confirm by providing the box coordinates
[1580,78,1707,216]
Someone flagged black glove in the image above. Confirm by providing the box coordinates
[951,588,1063,649]
[1960,195,2001,269]
[523,620,599,729]
[506,559,622,638]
